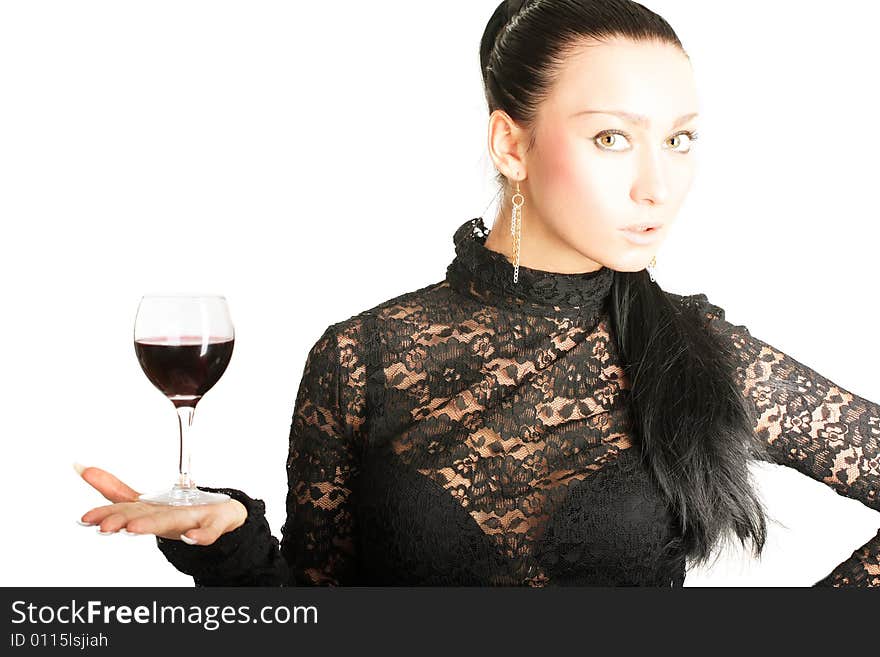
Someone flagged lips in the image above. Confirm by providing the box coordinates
[621,222,662,232]
[619,223,664,245]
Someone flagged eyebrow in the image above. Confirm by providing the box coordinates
[571,110,699,129]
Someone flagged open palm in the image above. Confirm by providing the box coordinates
[76,464,247,546]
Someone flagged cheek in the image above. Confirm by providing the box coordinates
[533,133,621,224]
[536,131,585,192]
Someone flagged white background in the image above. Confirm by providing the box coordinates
[1,0,877,586]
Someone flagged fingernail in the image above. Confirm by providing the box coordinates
[96,528,115,536]
[73,462,86,476]
[119,529,138,536]
[76,519,94,526]
[180,534,198,545]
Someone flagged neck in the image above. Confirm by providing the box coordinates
[445,217,615,321]
[484,204,604,275]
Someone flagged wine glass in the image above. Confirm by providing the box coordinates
[133,295,234,506]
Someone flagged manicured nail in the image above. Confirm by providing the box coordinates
[180,534,198,545]
[96,528,115,536]
[76,519,94,526]
[73,462,86,476]
[119,529,138,536]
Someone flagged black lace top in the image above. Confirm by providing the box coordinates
[156,216,880,586]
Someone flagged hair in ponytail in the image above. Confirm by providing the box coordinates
[479,0,771,568]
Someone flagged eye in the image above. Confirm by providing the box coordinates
[593,130,631,152]
[667,130,700,153]
[593,129,701,153]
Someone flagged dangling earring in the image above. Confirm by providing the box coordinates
[646,255,657,282]
[510,178,524,284]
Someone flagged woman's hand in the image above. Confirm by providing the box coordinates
[76,464,248,546]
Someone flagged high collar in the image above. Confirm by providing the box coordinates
[445,216,615,321]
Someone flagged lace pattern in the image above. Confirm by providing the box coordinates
[155,219,880,587]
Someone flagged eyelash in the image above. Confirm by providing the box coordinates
[593,129,700,152]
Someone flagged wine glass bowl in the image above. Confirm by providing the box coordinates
[133,295,234,506]
[134,335,234,409]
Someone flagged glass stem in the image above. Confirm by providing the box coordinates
[175,405,196,490]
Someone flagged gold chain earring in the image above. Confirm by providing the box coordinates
[510,178,524,284]
[646,255,657,282]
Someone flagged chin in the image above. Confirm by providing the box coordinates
[601,257,654,273]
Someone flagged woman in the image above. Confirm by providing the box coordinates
[76,0,880,586]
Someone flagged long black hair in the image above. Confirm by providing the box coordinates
[479,0,772,569]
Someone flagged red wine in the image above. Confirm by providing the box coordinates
[135,335,234,407]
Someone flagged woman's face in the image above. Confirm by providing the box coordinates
[525,38,700,273]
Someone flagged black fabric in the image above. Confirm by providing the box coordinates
[156,216,880,587]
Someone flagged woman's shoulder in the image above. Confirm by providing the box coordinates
[664,290,727,323]
[663,289,756,342]
[317,277,454,346]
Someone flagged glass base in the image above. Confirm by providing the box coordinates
[138,484,230,506]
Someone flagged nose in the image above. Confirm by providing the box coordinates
[631,148,670,205]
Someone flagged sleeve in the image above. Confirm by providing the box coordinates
[686,293,880,587]
[155,321,367,586]
[155,485,289,586]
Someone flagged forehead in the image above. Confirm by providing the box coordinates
[544,38,699,124]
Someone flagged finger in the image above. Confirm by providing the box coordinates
[96,511,132,534]
[181,514,229,547]
[126,506,201,538]
[78,466,142,503]
[80,502,141,526]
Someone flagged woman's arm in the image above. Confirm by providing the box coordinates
[687,293,880,587]
[155,320,367,586]
[155,485,289,586]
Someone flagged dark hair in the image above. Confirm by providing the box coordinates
[479,0,771,570]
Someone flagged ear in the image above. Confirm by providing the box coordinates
[487,109,527,180]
